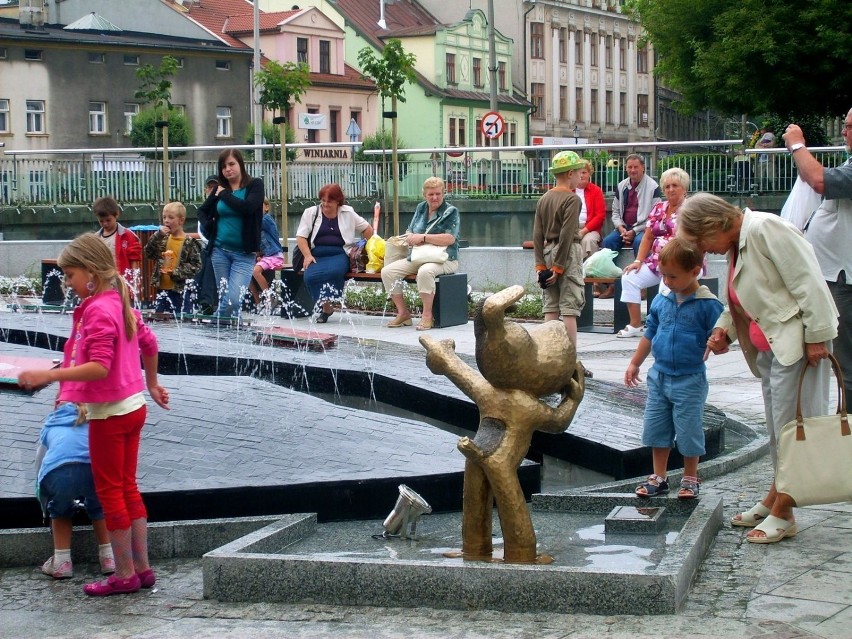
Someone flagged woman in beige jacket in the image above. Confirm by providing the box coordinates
[678,193,838,543]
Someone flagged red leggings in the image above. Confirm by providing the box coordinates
[89,405,148,531]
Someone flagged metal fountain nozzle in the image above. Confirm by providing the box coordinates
[382,484,432,540]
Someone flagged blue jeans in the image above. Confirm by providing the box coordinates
[210,247,255,318]
[602,229,644,256]
[40,463,104,520]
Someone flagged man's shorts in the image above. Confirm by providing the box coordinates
[257,254,285,271]
[39,463,104,520]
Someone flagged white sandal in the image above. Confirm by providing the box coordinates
[616,324,644,338]
[731,502,771,528]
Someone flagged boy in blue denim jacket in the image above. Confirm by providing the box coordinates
[624,238,723,499]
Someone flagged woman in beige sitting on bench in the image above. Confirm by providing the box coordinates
[381,177,461,331]
[616,167,691,338]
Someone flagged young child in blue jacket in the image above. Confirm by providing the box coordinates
[250,198,286,308]
[624,238,724,499]
[36,403,115,579]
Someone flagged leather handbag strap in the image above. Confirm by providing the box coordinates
[794,352,849,440]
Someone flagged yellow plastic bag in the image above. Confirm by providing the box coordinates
[365,235,386,273]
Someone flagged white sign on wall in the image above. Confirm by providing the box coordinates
[298,113,327,130]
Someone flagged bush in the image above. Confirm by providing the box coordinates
[129,108,192,158]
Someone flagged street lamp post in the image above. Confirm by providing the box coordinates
[572,124,580,145]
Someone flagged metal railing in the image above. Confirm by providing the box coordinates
[1,142,846,205]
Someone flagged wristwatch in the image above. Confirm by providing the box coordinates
[789,143,806,153]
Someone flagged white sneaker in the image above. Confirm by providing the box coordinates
[616,324,644,338]
[100,555,116,575]
[41,556,73,579]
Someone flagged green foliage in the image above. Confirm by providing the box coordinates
[135,56,179,113]
[244,122,297,162]
[130,108,192,157]
[255,60,311,115]
[626,0,852,119]
[759,115,829,148]
[357,40,417,103]
[354,130,409,163]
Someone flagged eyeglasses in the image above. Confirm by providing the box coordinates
[843,124,852,132]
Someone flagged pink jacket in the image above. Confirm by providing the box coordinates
[58,290,158,404]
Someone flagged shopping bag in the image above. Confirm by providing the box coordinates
[780,176,822,231]
[582,248,623,278]
[383,235,410,266]
[776,354,851,507]
[365,235,386,273]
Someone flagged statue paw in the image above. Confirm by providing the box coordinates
[457,436,485,460]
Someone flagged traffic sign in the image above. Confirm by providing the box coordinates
[481,111,505,140]
[447,148,464,158]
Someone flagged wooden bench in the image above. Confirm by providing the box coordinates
[275,269,469,328]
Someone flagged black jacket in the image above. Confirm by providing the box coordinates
[197,177,264,254]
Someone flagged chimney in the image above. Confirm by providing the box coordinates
[19,0,46,29]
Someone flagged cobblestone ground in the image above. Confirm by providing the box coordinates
[3,452,848,639]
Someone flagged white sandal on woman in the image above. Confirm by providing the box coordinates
[616,324,644,338]
[731,502,771,528]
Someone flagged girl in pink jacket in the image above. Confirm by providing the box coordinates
[18,233,169,596]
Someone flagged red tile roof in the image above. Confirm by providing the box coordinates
[311,64,376,91]
[224,10,301,35]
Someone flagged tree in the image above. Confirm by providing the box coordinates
[244,122,297,162]
[255,60,311,230]
[135,55,180,203]
[130,108,192,157]
[625,0,852,120]
[357,39,417,235]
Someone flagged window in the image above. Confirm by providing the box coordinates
[590,89,598,123]
[619,38,626,69]
[472,57,482,87]
[508,121,517,147]
[575,30,583,65]
[447,117,466,147]
[173,104,186,116]
[531,83,545,119]
[475,118,483,147]
[449,117,457,146]
[458,118,466,147]
[89,102,107,134]
[26,100,45,134]
[559,86,568,121]
[590,35,598,67]
[349,110,360,130]
[319,40,330,74]
[88,52,104,64]
[638,94,649,127]
[124,103,139,135]
[637,44,649,73]
[0,48,6,59]
[173,57,184,68]
[530,22,544,59]
[215,60,231,71]
[216,106,232,137]
[0,99,9,133]
[329,109,339,143]
[619,92,626,124]
[605,91,613,124]
[307,108,318,143]
[25,49,43,61]
[123,54,139,65]
[605,36,612,69]
[559,28,567,63]
[446,53,456,84]
[297,38,308,64]
[575,88,583,122]
[498,61,506,90]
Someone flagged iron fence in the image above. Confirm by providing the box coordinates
[0,144,846,206]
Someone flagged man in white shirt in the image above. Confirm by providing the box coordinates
[784,110,852,400]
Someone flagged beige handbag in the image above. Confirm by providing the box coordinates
[383,235,410,266]
[775,354,851,507]
[408,217,448,265]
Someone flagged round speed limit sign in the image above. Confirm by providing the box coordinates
[481,111,505,140]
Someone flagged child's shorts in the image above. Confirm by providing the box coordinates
[257,255,285,271]
[641,368,707,457]
[39,463,104,520]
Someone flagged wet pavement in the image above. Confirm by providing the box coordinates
[1,302,850,637]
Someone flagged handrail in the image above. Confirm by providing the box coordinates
[1,142,362,156]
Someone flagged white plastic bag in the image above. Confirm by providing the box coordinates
[781,176,822,231]
[583,248,623,278]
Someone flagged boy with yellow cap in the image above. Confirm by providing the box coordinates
[533,150,587,354]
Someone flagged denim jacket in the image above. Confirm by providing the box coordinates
[644,286,724,375]
[259,214,284,257]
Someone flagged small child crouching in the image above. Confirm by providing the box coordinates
[36,403,115,579]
